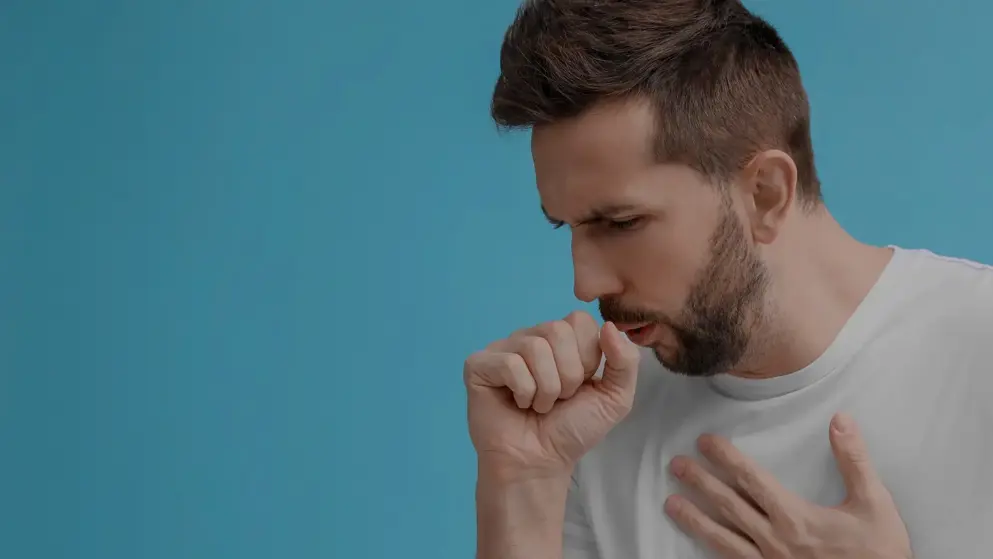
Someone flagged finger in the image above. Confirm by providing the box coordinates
[829,412,886,507]
[665,495,762,559]
[508,336,561,414]
[464,351,537,409]
[697,435,794,524]
[597,321,641,395]
[525,320,585,399]
[670,456,774,549]
[563,310,603,379]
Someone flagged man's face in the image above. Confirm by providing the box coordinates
[532,100,769,377]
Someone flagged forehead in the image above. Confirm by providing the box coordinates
[531,99,656,196]
[531,101,655,173]
[530,99,702,219]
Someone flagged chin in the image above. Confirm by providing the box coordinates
[652,346,726,378]
[651,346,677,368]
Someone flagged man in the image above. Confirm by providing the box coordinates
[464,0,993,558]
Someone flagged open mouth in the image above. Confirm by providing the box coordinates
[615,322,656,346]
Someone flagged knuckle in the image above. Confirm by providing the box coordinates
[536,373,561,395]
[735,469,759,494]
[669,499,696,526]
[563,309,587,323]
[674,507,693,527]
[463,351,482,370]
[565,310,596,332]
[484,337,507,351]
[688,512,713,536]
[708,441,732,464]
[504,354,537,396]
[713,493,739,523]
[560,371,583,392]
[520,335,551,357]
[519,378,537,398]
[535,386,557,401]
[497,351,525,372]
[847,449,871,467]
[559,379,583,400]
[462,350,486,381]
[543,319,573,341]
[558,361,585,389]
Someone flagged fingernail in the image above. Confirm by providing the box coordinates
[832,413,854,434]
[670,457,686,478]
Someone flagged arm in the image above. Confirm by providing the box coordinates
[476,463,602,559]
[475,465,572,559]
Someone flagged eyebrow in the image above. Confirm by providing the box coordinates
[541,203,642,227]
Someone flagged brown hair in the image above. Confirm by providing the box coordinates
[491,0,822,205]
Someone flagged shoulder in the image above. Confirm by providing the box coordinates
[895,248,993,330]
[877,248,993,394]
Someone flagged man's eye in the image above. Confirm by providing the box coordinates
[607,217,643,231]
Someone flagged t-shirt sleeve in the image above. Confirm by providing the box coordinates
[563,470,601,559]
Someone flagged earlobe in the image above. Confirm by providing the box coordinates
[747,150,797,245]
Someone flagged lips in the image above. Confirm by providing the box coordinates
[613,322,657,346]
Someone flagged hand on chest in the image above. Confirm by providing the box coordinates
[616,414,913,558]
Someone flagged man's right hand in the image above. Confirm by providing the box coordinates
[464,310,642,479]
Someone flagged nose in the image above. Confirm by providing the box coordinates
[572,234,622,303]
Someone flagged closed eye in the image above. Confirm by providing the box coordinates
[605,217,644,231]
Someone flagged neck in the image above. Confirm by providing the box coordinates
[732,207,893,379]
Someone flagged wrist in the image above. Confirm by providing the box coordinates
[477,453,574,485]
[475,462,572,559]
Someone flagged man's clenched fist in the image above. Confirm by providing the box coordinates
[464,311,642,478]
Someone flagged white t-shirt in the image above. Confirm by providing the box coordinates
[564,247,993,559]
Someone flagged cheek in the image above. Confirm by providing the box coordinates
[615,222,704,312]
[664,196,724,279]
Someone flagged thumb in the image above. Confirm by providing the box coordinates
[597,322,641,394]
[829,412,886,507]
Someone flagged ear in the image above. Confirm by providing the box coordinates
[738,150,797,245]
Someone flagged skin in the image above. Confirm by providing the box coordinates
[532,98,893,379]
[664,415,911,558]
[466,97,903,558]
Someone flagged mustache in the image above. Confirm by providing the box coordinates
[598,298,665,325]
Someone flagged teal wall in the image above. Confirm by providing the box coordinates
[2,1,990,557]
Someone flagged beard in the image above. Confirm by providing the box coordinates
[599,201,770,377]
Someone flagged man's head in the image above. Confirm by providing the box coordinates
[491,0,819,376]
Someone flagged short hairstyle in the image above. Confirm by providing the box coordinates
[491,0,822,205]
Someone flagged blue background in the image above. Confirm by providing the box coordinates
[2,1,990,558]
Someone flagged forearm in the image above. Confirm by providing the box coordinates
[475,464,572,559]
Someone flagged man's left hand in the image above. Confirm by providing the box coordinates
[665,413,912,559]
